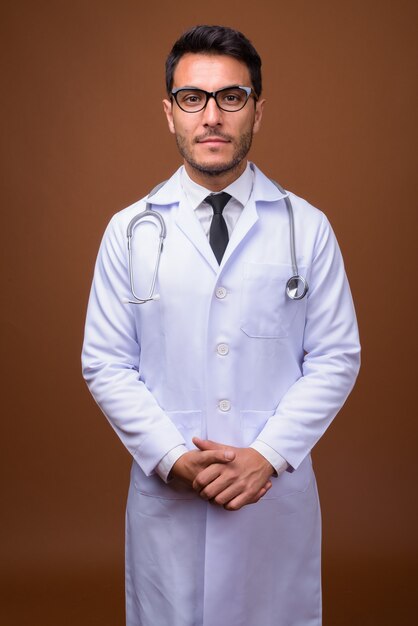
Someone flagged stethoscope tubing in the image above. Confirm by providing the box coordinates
[272,181,309,301]
[125,182,167,304]
[125,179,308,304]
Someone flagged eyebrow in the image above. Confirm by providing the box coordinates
[172,84,243,91]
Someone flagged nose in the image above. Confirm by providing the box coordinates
[202,95,223,126]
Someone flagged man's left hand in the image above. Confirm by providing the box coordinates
[192,437,274,511]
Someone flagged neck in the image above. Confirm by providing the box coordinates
[184,160,247,191]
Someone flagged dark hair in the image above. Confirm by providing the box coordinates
[165,25,262,97]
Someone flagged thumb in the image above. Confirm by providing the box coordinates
[193,437,235,460]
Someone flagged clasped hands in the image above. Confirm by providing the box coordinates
[170,437,274,511]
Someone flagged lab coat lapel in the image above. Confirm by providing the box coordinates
[174,197,219,273]
[220,196,259,267]
[220,164,287,268]
[146,167,219,273]
[175,195,260,274]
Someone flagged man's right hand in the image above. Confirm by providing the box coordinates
[169,448,235,486]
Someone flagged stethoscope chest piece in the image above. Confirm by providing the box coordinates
[286,275,309,300]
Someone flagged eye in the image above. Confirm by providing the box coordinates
[178,90,204,106]
[224,93,240,102]
[184,94,201,103]
[219,89,247,106]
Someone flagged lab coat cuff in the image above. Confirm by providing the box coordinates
[155,445,188,483]
[250,441,289,476]
[133,425,187,476]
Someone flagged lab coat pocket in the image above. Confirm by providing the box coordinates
[132,410,203,500]
[241,410,312,499]
[240,263,305,338]
[167,410,203,450]
[241,409,275,448]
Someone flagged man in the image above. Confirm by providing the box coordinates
[82,25,360,626]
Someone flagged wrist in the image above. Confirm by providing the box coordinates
[250,441,288,476]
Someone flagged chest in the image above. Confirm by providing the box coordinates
[128,207,310,345]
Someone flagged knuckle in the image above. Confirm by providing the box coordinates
[201,486,215,500]
[193,477,203,489]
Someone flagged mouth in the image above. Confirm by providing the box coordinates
[195,134,231,145]
[199,140,229,149]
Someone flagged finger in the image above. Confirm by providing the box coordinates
[212,483,244,506]
[193,437,229,452]
[223,483,272,511]
[192,465,222,492]
[200,449,235,466]
[223,495,247,511]
[193,464,232,493]
[196,474,236,501]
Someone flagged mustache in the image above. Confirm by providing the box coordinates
[194,131,232,143]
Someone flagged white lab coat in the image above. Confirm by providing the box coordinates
[82,163,360,626]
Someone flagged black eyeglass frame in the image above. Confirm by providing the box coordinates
[171,85,258,113]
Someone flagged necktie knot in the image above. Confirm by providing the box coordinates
[205,192,232,215]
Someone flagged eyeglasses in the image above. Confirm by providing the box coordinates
[171,85,257,113]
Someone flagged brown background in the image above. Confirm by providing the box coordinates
[1,1,417,624]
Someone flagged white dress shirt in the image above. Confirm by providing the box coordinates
[156,163,289,481]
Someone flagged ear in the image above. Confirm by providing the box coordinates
[252,98,266,135]
[163,98,176,134]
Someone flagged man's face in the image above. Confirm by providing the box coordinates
[163,53,265,184]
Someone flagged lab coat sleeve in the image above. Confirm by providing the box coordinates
[256,212,361,470]
[82,213,186,476]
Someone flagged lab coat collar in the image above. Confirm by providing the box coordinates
[145,167,183,206]
[146,163,288,274]
[250,163,288,202]
[145,162,288,207]
[181,162,254,211]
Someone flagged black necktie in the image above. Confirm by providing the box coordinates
[205,192,231,264]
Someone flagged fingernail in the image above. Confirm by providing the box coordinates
[224,451,234,460]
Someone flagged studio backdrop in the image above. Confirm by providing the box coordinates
[1,1,417,624]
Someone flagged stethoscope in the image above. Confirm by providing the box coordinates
[124,179,309,304]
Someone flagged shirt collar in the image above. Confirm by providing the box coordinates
[147,162,287,206]
[180,162,254,211]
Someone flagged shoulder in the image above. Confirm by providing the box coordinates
[252,163,327,227]
[111,166,184,227]
[286,190,327,226]
[99,167,183,244]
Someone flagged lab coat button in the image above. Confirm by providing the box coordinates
[217,343,229,356]
[215,287,227,299]
[219,400,231,412]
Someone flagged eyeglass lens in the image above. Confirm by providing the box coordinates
[174,87,250,112]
